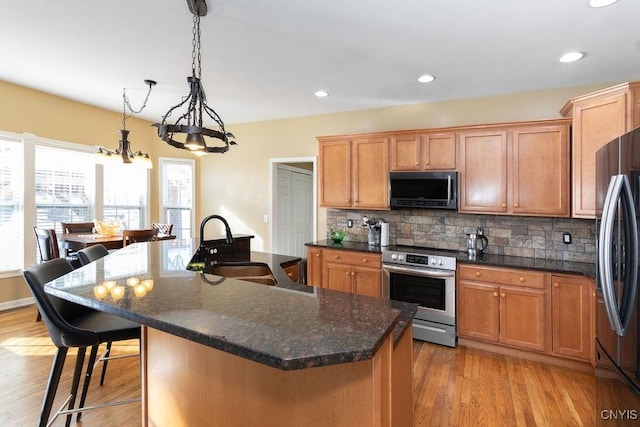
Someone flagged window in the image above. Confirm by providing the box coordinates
[103,162,149,229]
[35,146,94,232]
[0,137,24,272]
[160,158,194,240]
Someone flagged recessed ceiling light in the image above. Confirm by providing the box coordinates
[559,51,585,63]
[418,74,436,83]
[588,0,619,8]
[314,90,329,98]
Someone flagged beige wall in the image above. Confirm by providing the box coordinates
[0,80,195,305]
[199,81,613,252]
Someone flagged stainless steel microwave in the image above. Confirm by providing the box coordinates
[389,171,457,210]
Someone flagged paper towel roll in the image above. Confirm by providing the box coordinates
[380,223,390,246]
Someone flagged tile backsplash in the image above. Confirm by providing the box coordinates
[326,209,596,263]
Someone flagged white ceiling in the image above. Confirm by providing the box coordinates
[1,0,639,125]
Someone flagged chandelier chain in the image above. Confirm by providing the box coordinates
[122,84,154,129]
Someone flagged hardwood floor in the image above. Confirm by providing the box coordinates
[0,306,140,426]
[412,340,596,426]
[1,306,596,426]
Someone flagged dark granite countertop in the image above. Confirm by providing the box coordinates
[45,239,417,371]
[306,240,595,279]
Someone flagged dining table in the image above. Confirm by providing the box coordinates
[59,232,176,251]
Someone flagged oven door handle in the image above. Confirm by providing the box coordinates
[382,264,456,278]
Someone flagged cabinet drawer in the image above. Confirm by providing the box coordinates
[323,249,381,268]
[458,264,546,289]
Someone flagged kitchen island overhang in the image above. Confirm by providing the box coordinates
[44,239,417,426]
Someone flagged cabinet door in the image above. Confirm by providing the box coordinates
[322,262,352,293]
[352,265,382,298]
[551,275,593,361]
[458,129,508,213]
[423,133,456,170]
[457,281,500,342]
[319,140,352,208]
[390,134,421,171]
[352,137,389,209]
[572,92,629,218]
[500,287,547,351]
[306,247,322,287]
[511,125,569,217]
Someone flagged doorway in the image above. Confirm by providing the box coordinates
[269,157,317,258]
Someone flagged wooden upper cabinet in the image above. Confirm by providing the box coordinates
[352,136,389,209]
[319,139,351,208]
[423,133,457,170]
[458,129,508,213]
[390,132,456,171]
[510,124,569,216]
[560,82,640,218]
[318,135,389,210]
[459,120,570,217]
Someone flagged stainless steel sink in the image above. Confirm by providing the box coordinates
[207,262,277,286]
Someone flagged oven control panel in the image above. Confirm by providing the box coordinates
[383,249,456,271]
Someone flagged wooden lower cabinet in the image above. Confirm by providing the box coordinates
[306,247,322,287]
[458,266,548,351]
[551,275,594,362]
[307,247,382,297]
[458,264,595,363]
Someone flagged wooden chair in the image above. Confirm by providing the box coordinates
[60,222,95,257]
[60,222,95,234]
[152,222,174,236]
[122,228,158,247]
[33,227,60,262]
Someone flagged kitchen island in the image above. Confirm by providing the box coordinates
[44,239,417,427]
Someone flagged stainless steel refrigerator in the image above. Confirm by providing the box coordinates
[596,126,640,426]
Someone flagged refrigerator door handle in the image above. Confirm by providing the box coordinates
[598,174,638,336]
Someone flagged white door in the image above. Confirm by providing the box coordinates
[274,164,313,258]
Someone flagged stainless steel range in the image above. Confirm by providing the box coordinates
[382,246,457,347]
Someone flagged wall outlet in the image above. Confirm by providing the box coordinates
[347,219,353,228]
[563,232,572,244]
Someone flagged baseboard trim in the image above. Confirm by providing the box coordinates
[0,297,35,313]
[458,337,595,373]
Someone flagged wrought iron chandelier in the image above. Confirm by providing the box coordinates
[97,80,155,169]
[152,0,237,155]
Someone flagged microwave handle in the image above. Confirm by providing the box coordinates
[447,175,452,206]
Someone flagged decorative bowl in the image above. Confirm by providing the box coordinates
[94,219,121,237]
[330,229,346,243]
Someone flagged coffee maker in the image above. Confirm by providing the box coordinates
[467,228,488,257]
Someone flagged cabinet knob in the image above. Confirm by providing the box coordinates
[501,293,506,298]
[424,161,430,166]
[287,273,293,278]
[315,253,320,257]
[554,283,559,288]
[502,203,507,207]
[334,255,339,259]
[493,292,498,297]
[514,203,519,208]
[415,162,420,166]
[519,277,524,282]
[351,272,355,277]
[475,272,481,277]
[362,259,368,263]
[345,271,350,276]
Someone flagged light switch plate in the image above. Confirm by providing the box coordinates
[563,232,572,244]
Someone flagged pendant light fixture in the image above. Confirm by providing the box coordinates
[97,80,156,169]
[152,0,237,155]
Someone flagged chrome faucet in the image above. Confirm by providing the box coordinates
[199,215,234,246]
